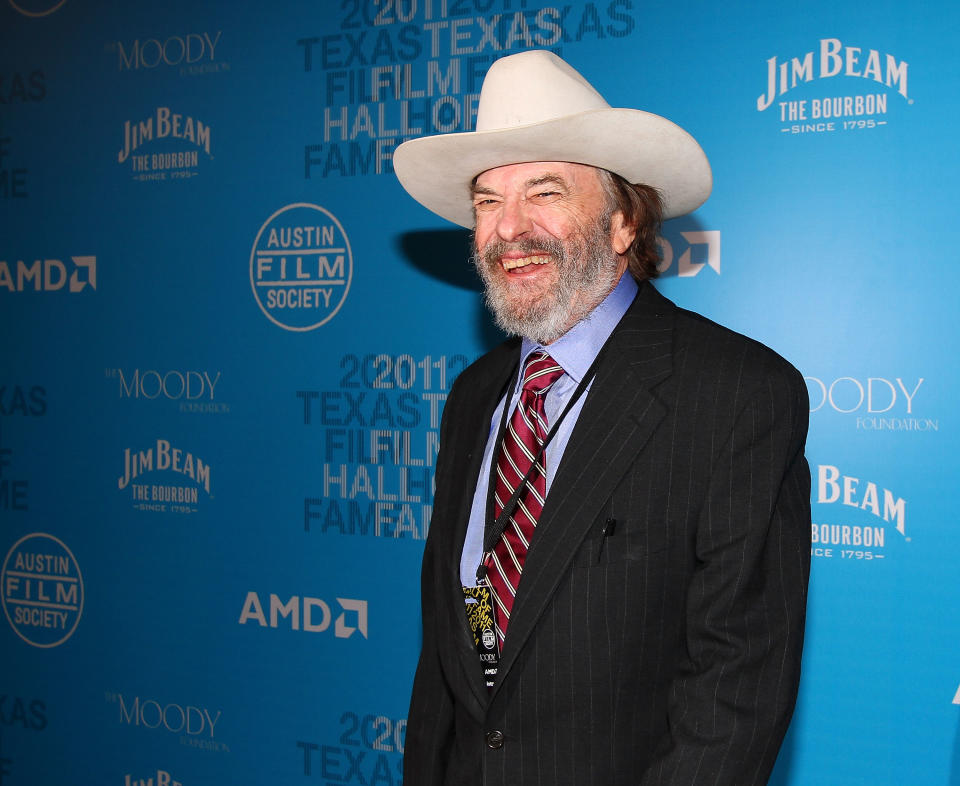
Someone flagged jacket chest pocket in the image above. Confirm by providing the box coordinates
[570,506,671,569]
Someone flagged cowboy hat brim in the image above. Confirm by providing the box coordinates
[392,106,712,227]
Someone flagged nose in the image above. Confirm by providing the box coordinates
[494,195,532,242]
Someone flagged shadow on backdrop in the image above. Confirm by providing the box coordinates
[656,213,707,283]
[396,227,504,352]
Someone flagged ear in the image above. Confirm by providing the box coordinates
[609,210,636,255]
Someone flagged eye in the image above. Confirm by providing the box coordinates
[529,189,562,202]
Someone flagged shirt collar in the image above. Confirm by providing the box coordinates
[518,272,638,388]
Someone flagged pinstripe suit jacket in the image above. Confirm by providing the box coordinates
[405,282,811,786]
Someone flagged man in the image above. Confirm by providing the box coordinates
[392,50,810,785]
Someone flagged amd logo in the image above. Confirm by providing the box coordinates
[0,257,96,292]
[238,593,368,638]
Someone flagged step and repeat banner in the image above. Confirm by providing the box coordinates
[2,0,957,783]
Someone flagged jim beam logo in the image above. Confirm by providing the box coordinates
[757,37,910,134]
[117,107,213,181]
[811,464,908,562]
[118,439,212,514]
[124,770,183,786]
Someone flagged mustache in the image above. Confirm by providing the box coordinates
[475,236,566,268]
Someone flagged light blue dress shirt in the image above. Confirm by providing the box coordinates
[459,272,639,586]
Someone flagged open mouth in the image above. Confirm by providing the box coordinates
[502,255,551,272]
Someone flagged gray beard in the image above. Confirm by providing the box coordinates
[471,216,621,345]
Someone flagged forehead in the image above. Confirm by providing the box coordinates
[473,161,603,192]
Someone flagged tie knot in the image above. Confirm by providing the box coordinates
[521,351,564,395]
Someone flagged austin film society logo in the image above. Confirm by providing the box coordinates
[118,439,212,514]
[757,37,910,134]
[117,107,213,182]
[1,532,83,648]
[250,203,353,332]
[7,0,67,17]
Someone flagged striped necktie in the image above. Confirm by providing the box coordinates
[486,351,565,647]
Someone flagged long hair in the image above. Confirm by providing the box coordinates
[597,169,664,282]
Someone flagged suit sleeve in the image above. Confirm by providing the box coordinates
[402,531,455,786]
[402,376,464,786]
[640,361,811,786]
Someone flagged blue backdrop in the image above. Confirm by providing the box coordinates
[2,0,958,783]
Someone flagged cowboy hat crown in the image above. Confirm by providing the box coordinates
[393,50,712,227]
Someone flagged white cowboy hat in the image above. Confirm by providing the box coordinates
[392,50,712,227]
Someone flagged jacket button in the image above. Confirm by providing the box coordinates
[486,730,505,749]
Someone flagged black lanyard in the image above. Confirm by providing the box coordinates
[476,344,609,585]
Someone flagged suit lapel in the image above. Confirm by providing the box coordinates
[491,284,676,693]
[437,341,521,715]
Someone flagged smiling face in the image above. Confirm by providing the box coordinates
[470,161,635,345]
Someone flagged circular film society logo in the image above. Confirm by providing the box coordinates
[2,532,83,648]
[8,0,67,16]
[250,203,353,332]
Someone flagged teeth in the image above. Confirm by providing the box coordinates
[502,255,551,271]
